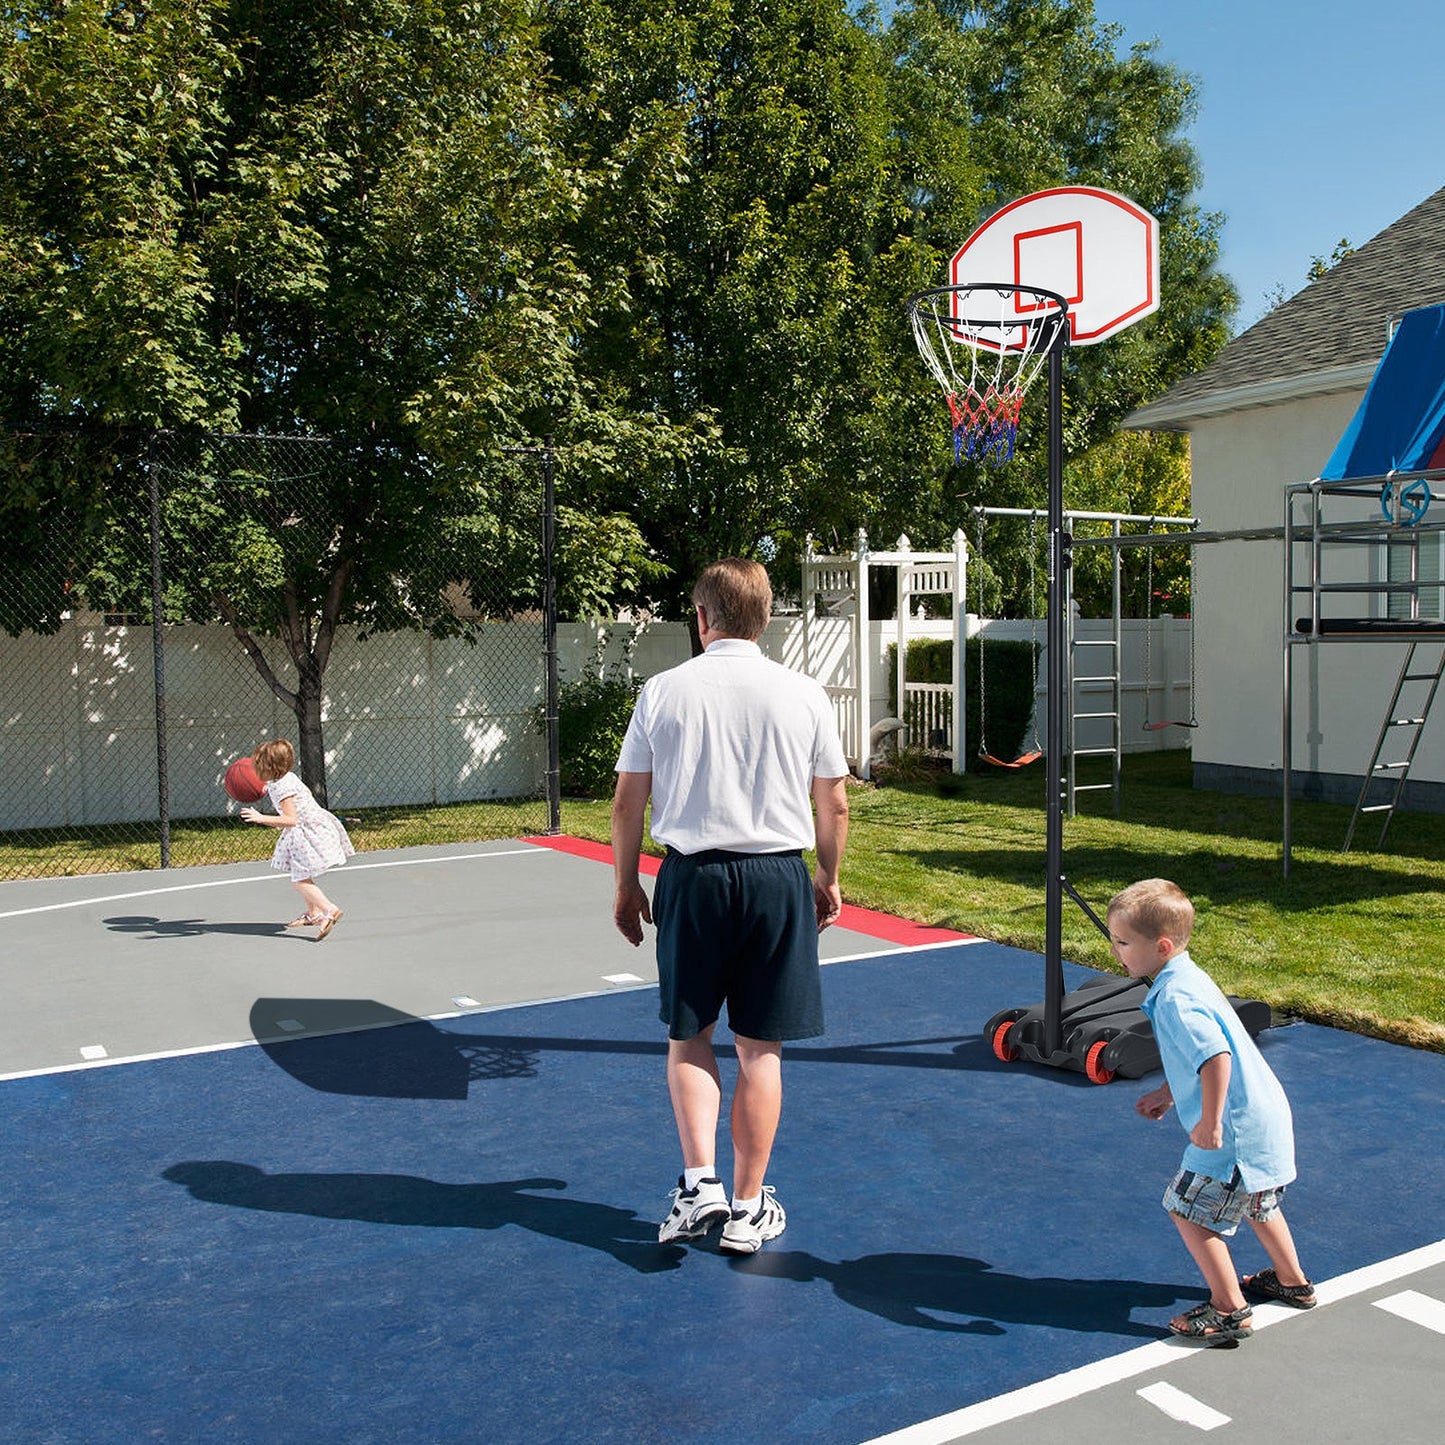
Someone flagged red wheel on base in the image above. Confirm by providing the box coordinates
[1084,1038,1115,1085]
[992,1019,1020,1063]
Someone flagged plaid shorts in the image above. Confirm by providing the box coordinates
[1163,1167,1285,1237]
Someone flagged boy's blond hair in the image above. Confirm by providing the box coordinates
[692,558,772,641]
[1107,878,1194,947]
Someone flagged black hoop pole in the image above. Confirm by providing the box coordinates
[1044,326,1067,1058]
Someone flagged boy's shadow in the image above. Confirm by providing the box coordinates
[731,1249,1183,1336]
[106,915,289,940]
[162,1162,684,1275]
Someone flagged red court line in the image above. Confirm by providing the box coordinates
[525,834,976,946]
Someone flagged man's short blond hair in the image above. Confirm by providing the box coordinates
[692,558,772,640]
[1107,878,1194,947]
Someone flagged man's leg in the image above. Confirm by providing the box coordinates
[667,1024,722,1169]
[730,1034,783,1201]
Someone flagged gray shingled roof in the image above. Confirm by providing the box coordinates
[1128,183,1445,429]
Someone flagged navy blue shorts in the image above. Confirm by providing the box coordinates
[653,849,823,1042]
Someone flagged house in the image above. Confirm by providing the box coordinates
[1125,182,1445,816]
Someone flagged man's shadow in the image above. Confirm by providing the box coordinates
[162,1162,684,1275]
[731,1249,1185,1336]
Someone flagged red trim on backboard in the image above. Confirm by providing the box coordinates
[523,835,976,944]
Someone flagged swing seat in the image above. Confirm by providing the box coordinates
[979,748,1043,769]
[1141,720,1197,732]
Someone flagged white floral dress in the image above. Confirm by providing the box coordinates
[265,771,355,882]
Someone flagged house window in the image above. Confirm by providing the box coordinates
[1384,532,1443,621]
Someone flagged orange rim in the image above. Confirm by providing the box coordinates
[1084,1038,1115,1084]
[992,1019,1020,1063]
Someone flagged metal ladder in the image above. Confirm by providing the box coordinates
[1343,641,1445,850]
[1065,543,1123,817]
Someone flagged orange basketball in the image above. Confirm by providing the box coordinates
[224,757,266,804]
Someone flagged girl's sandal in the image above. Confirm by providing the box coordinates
[1243,1267,1317,1309]
[315,910,344,941]
[1169,1300,1254,1344]
[287,913,323,928]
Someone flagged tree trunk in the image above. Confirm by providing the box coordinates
[293,669,329,807]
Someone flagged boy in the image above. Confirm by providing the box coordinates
[1108,879,1316,1343]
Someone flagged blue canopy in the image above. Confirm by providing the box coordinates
[1320,302,1445,480]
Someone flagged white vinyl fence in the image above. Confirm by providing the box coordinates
[1,612,1191,831]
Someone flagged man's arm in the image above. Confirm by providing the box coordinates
[811,774,849,931]
[611,770,654,946]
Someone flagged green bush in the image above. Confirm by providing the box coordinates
[552,671,643,798]
[886,636,1038,772]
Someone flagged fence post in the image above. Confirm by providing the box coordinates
[543,435,561,834]
[147,433,171,867]
[855,528,872,780]
[952,528,967,774]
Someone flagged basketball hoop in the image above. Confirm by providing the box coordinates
[907,283,1069,465]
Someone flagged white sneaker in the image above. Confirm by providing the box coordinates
[658,1176,730,1243]
[719,1185,786,1254]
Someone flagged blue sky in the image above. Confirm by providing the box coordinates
[1097,1,1445,330]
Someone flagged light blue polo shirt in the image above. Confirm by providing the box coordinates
[1140,951,1296,1192]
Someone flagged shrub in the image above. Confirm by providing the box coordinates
[551,671,643,798]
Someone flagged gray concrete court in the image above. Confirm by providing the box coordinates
[908,1254,1445,1444]
[0,839,912,1078]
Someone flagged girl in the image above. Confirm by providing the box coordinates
[241,739,354,939]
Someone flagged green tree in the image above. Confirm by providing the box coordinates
[542,0,977,624]
[0,2,655,796]
[869,0,1236,610]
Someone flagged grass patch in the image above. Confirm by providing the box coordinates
[561,751,1445,1054]
[0,798,550,878]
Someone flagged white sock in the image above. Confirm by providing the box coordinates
[683,1166,716,1191]
[732,1193,761,1215]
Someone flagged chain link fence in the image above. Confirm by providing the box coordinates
[0,429,558,881]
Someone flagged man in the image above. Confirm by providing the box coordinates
[612,558,850,1254]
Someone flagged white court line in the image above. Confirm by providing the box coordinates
[1136,1381,1230,1431]
[823,938,983,964]
[861,1237,1445,1443]
[1374,1289,1445,1334]
[0,847,545,920]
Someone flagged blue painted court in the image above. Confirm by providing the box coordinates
[5,848,1444,1445]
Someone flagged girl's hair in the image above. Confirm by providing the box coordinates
[1107,878,1194,946]
[692,558,772,640]
[252,738,296,782]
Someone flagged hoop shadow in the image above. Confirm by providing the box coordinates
[249,999,548,1101]
[161,1162,684,1275]
[248,999,1012,1102]
[105,914,289,940]
[730,1248,1185,1336]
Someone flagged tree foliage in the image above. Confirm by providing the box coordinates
[2,0,1237,704]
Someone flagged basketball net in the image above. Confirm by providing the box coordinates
[908,285,1063,465]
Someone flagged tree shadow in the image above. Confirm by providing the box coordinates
[905,841,1445,913]
[730,1248,1186,1336]
[161,1162,685,1274]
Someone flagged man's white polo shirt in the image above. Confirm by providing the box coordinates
[614,638,849,854]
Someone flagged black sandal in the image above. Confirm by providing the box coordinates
[1243,1267,1316,1309]
[1169,1300,1254,1343]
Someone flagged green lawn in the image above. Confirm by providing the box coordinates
[562,751,1445,1054]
